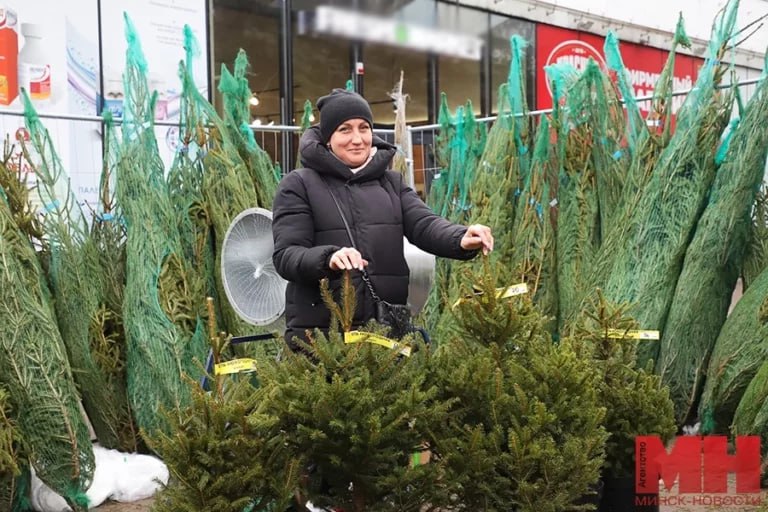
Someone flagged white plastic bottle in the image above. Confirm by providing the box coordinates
[18,23,51,104]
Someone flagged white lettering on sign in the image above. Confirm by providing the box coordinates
[313,5,483,60]
[627,68,693,113]
[546,40,606,68]
[544,38,695,115]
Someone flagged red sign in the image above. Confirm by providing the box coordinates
[636,436,761,496]
[535,24,702,113]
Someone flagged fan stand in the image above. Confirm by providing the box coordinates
[199,333,279,391]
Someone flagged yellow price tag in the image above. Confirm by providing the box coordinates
[606,329,660,340]
[453,282,529,309]
[344,331,412,357]
[497,283,529,299]
[214,358,258,375]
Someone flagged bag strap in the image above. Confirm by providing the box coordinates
[320,176,382,303]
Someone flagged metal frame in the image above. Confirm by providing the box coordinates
[1,75,758,197]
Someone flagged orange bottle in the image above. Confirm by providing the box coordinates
[0,7,17,106]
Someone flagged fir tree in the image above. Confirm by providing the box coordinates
[254,273,455,512]
[149,375,296,512]
[430,259,608,511]
[0,385,25,511]
[148,299,297,512]
[566,290,677,478]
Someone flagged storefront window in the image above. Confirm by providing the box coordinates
[438,54,482,116]
[363,43,428,125]
[435,3,487,115]
[293,0,437,124]
[292,27,350,123]
[211,1,280,125]
[490,14,536,114]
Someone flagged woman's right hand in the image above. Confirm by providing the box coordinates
[329,247,369,271]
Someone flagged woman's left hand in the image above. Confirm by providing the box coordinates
[461,224,494,255]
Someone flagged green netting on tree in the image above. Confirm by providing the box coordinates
[425,93,454,216]
[542,63,579,110]
[698,262,768,434]
[463,84,515,267]
[0,138,44,250]
[421,96,457,333]
[167,29,219,330]
[118,13,207,438]
[582,20,690,311]
[183,56,280,339]
[424,98,487,334]
[743,184,768,290]
[2,467,30,512]
[426,36,539,336]
[478,37,558,316]
[510,115,558,322]
[0,192,93,510]
[422,101,487,334]
[429,93,518,336]
[660,71,768,426]
[604,31,643,156]
[506,36,528,116]
[299,99,313,133]
[428,98,489,223]
[20,91,138,452]
[553,59,626,329]
[584,67,628,240]
[91,111,139,451]
[600,0,738,368]
[505,35,532,183]
[632,16,689,186]
[218,50,280,208]
[458,107,487,221]
[434,102,486,224]
[732,358,768,456]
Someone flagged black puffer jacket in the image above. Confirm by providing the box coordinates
[272,127,477,348]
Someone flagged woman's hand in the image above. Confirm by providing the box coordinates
[329,247,369,271]
[460,224,494,255]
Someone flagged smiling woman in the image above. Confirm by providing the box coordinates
[271,87,493,352]
[329,118,374,169]
[316,89,375,168]
[317,96,373,172]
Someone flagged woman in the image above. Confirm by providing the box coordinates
[272,88,493,350]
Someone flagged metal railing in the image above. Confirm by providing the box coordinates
[0,75,760,208]
[406,76,764,198]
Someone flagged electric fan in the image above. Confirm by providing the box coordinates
[220,207,287,326]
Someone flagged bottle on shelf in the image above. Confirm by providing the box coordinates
[19,22,51,105]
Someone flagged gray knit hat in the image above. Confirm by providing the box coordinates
[317,88,374,142]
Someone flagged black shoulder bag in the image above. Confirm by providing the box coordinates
[322,179,423,341]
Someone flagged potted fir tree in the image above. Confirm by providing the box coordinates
[253,274,455,512]
[567,290,677,512]
[148,305,297,512]
[429,262,609,511]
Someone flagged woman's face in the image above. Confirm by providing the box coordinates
[329,118,373,168]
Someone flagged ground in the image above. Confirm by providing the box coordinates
[93,487,768,512]
[95,499,153,511]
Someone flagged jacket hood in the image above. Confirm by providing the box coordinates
[298,126,397,182]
